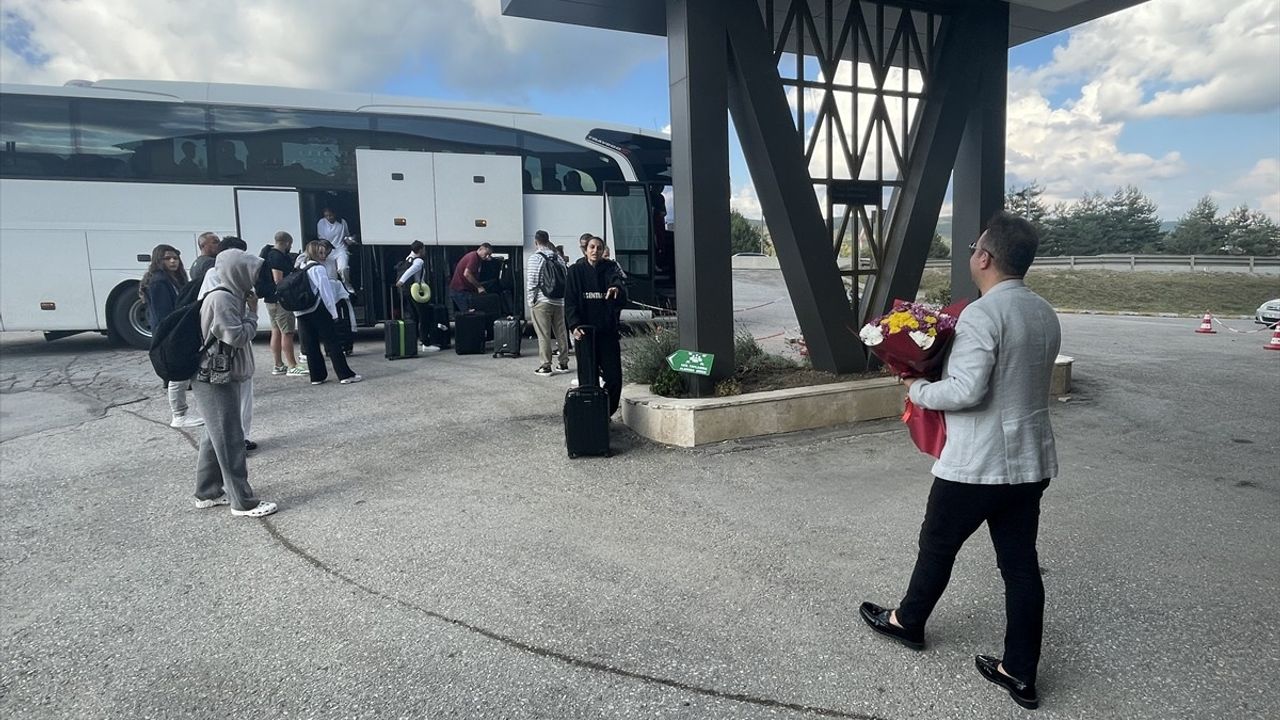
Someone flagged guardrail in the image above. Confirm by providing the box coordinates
[925,254,1280,274]
[730,254,1280,274]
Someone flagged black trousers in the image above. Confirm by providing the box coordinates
[578,327,622,415]
[402,293,432,346]
[298,308,355,383]
[897,477,1050,684]
[597,336,623,415]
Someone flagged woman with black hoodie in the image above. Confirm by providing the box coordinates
[564,236,629,415]
[140,244,203,428]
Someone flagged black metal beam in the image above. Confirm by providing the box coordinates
[861,6,993,322]
[951,1,1009,303]
[724,3,864,374]
[667,0,734,395]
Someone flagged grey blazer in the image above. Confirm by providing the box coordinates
[908,279,1062,485]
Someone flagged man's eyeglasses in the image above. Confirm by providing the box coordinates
[968,241,994,259]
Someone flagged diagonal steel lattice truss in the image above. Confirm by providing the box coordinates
[763,0,949,323]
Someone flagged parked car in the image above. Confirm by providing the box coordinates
[1255,298,1280,325]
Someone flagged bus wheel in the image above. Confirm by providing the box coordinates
[110,284,151,350]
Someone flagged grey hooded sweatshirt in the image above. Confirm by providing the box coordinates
[199,249,261,383]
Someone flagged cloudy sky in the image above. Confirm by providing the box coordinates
[2,0,1277,221]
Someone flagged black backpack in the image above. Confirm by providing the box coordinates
[148,287,231,382]
[275,262,320,311]
[537,253,567,300]
[256,246,281,303]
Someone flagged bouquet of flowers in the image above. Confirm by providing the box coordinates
[859,299,966,457]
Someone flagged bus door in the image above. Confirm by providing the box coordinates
[234,188,302,253]
[603,181,657,310]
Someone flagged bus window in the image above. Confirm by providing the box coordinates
[0,94,73,178]
[586,128,672,185]
[520,131,621,194]
[213,139,248,178]
[211,106,371,187]
[373,115,519,155]
[74,99,209,180]
[173,138,207,176]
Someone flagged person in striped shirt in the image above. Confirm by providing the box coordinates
[526,230,571,376]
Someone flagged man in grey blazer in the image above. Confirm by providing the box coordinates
[859,212,1061,710]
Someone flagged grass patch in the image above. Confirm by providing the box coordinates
[918,269,1278,315]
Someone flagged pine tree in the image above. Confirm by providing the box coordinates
[1051,192,1111,255]
[1165,196,1224,255]
[1222,205,1280,256]
[928,232,950,259]
[1105,186,1163,253]
[729,210,766,255]
[1006,181,1054,255]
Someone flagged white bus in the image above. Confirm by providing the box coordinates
[0,79,673,348]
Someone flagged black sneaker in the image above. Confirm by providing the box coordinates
[534,365,554,376]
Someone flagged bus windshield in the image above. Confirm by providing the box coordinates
[586,129,671,185]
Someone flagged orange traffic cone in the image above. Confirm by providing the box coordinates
[1265,326,1280,351]
[1194,312,1216,334]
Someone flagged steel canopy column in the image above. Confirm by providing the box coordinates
[862,9,987,322]
[951,1,1009,302]
[723,4,862,374]
[667,0,733,395]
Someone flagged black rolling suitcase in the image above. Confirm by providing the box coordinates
[384,290,418,360]
[337,298,356,355]
[492,316,523,358]
[455,310,487,355]
[564,326,611,458]
[425,304,451,349]
[469,293,503,339]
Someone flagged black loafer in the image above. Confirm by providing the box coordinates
[244,440,258,452]
[858,601,924,650]
[975,655,1039,710]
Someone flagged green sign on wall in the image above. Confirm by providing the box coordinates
[666,349,714,376]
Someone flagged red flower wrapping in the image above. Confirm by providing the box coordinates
[860,300,968,457]
[902,399,946,458]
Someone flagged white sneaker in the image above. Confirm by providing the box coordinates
[339,374,363,384]
[231,501,277,518]
[286,366,309,377]
[421,344,442,352]
[194,495,230,509]
[171,414,205,428]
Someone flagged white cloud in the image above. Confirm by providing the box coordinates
[1005,79,1186,207]
[730,183,763,220]
[0,0,664,101]
[794,61,920,183]
[1215,158,1280,219]
[1028,0,1280,120]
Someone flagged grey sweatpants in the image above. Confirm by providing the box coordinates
[191,380,259,511]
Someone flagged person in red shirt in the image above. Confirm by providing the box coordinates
[448,243,493,312]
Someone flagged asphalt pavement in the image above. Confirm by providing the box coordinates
[1,271,1277,719]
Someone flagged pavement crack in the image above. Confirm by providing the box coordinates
[258,520,891,720]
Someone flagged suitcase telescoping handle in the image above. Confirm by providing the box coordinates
[575,325,596,388]
[389,284,406,322]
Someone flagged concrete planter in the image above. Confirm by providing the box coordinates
[621,376,905,448]
[621,355,1074,448]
